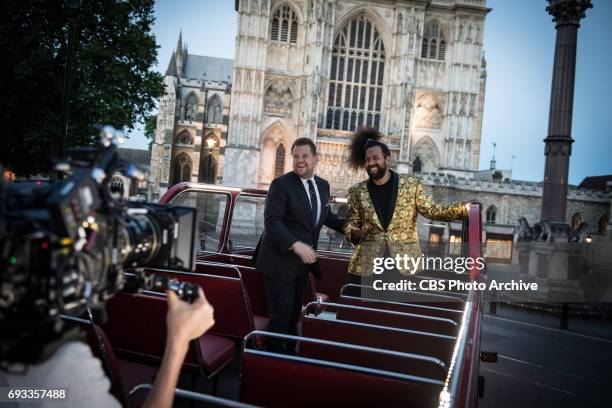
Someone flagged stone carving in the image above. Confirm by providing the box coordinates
[517,216,580,243]
[546,0,592,25]
[415,94,443,129]
[412,138,439,173]
[177,130,192,145]
[407,14,416,33]
[469,94,476,116]
[456,141,464,166]
[517,217,534,241]
[245,71,252,92]
[264,80,294,116]
[533,221,553,242]
[163,144,172,160]
[311,66,321,97]
[207,98,223,123]
[301,76,307,98]
[185,94,198,121]
[254,72,260,92]
[402,73,413,107]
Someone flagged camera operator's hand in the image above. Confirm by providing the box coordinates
[143,287,214,408]
[166,287,215,346]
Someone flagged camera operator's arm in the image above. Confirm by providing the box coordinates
[142,288,214,408]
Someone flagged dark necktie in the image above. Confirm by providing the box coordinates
[307,179,318,228]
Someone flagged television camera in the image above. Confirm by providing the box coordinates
[0,126,199,364]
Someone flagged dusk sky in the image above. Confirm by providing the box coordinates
[123,0,612,186]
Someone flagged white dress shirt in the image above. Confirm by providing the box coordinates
[300,176,321,225]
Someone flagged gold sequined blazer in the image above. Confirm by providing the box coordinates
[343,173,468,277]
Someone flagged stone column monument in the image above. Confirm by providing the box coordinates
[515,0,593,305]
[540,0,592,233]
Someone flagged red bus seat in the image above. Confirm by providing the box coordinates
[340,283,466,311]
[301,304,456,365]
[339,287,464,323]
[196,261,268,317]
[331,299,459,336]
[148,268,268,339]
[129,383,260,408]
[197,261,328,317]
[103,291,235,379]
[61,315,133,406]
[241,332,443,408]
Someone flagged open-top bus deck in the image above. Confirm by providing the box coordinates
[65,182,487,407]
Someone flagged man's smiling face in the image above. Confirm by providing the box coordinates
[292,144,317,179]
[365,145,390,180]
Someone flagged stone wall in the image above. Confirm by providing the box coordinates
[422,173,611,234]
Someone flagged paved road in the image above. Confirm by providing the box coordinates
[480,307,612,407]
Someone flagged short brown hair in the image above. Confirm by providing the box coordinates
[291,137,317,155]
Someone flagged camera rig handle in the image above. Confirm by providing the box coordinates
[123,269,199,304]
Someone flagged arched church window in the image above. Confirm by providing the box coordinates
[172,154,192,185]
[413,156,422,173]
[325,14,385,132]
[206,95,223,124]
[176,130,192,145]
[486,205,497,224]
[271,18,280,40]
[571,212,582,230]
[421,20,446,61]
[421,38,428,58]
[599,214,609,234]
[270,5,298,44]
[274,144,286,178]
[199,154,217,184]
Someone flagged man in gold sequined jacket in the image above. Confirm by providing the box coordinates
[343,129,471,284]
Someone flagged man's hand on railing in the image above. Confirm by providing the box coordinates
[464,200,482,213]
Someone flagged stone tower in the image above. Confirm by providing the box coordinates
[220,1,490,194]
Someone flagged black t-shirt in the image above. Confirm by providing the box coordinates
[369,176,393,229]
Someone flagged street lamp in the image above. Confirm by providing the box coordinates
[203,136,218,184]
[206,137,217,150]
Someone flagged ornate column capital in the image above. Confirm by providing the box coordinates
[546,0,592,26]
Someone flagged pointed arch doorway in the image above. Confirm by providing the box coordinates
[258,122,292,188]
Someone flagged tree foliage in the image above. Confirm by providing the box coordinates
[144,113,157,149]
[0,0,164,176]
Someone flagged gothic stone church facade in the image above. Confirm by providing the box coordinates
[148,0,611,254]
[150,0,488,197]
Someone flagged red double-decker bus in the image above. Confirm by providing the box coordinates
[70,182,486,407]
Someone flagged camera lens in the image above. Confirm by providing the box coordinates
[120,214,161,267]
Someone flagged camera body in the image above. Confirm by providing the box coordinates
[0,126,197,363]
